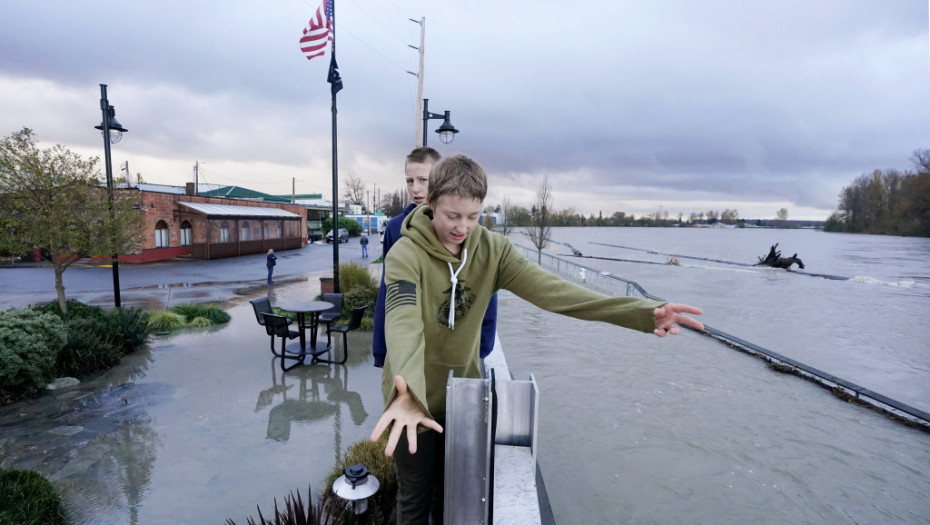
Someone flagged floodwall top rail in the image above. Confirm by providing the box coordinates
[512,243,930,429]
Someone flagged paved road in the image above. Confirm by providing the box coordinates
[0,238,380,311]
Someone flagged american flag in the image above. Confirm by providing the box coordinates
[386,280,417,314]
[299,0,333,61]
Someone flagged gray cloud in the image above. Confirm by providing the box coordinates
[0,0,927,220]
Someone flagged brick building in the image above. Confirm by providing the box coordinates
[119,184,307,263]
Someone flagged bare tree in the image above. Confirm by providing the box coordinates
[342,174,366,205]
[380,189,407,217]
[497,196,514,236]
[776,207,789,228]
[523,173,553,264]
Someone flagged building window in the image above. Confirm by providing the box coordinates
[180,221,192,246]
[240,221,250,241]
[276,223,282,238]
[220,221,230,243]
[263,224,269,239]
[155,220,169,248]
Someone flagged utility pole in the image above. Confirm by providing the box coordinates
[193,161,199,195]
[410,17,425,147]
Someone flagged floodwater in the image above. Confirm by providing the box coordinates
[2,227,929,524]
[499,227,930,524]
[0,280,386,524]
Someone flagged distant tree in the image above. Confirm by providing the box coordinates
[524,173,553,264]
[705,210,719,224]
[506,205,532,227]
[611,211,629,226]
[380,189,407,218]
[720,209,739,224]
[0,128,142,314]
[342,174,366,205]
[776,208,789,228]
[496,197,515,236]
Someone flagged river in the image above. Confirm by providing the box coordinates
[1,227,928,524]
[498,227,930,524]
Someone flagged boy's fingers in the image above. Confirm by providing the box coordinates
[406,424,418,454]
[384,425,401,457]
[421,418,444,433]
[370,411,391,442]
[394,375,408,394]
[678,316,705,331]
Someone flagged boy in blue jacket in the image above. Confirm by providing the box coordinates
[372,147,498,368]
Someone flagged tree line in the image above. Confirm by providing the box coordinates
[823,149,930,237]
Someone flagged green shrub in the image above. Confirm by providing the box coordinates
[359,317,374,331]
[147,311,188,332]
[0,309,66,400]
[108,307,150,353]
[339,262,376,292]
[55,316,122,377]
[199,304,231,325]
[0,468,65,525]
[321,434,396,524]
[342,287,377,324]
[188,316,212,328]
[33,299,106,321]
[169,303,231,325]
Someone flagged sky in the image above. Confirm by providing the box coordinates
[1,1,928,221]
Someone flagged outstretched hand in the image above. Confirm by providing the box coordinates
[369,375,443,456]
[653,303,704,337]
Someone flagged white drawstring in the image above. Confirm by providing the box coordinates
[446,248,468,329]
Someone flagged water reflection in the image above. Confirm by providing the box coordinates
[258,361,367,462]
[0,348,164,525]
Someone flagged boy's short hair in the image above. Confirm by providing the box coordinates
[427,154,488,203]
[405,146,441,168]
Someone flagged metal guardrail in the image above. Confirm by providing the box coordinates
[513,244,930,430]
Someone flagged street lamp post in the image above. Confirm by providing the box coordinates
[95,83,128,308]
[421,98,459,147]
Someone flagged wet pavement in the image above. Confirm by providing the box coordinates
[0,239,378,311]
[0,240,387,524]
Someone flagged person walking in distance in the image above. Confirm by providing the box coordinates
[360,232,369,258]
[266,249,277,283]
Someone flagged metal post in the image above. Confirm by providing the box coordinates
[422,98,430,147]
[99,84,121,308]
[330,2,340,292]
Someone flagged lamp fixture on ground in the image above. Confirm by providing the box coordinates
[95,83,128,308]
[421,98,459,146]
[332,463,380,515]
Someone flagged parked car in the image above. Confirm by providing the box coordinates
[325,228,349,243]
[308,231,323,243]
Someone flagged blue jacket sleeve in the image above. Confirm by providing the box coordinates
[372,214,404,367]
[479,293,498,358]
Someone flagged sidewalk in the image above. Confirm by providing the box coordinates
[0,239,382,311]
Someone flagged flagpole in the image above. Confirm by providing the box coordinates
[329,0,340,293]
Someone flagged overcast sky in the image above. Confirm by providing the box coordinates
[1,1,928,220]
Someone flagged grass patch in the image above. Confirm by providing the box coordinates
[170,303,231,325]
[147,311,188,331]
[0,468,65,525]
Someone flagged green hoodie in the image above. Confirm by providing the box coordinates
[382,204,665,421]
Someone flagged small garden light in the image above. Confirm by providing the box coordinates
[331,463,380,515]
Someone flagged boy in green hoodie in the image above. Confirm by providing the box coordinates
[370,154,704,524]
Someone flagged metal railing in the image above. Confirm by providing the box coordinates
[513,243,930,430]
